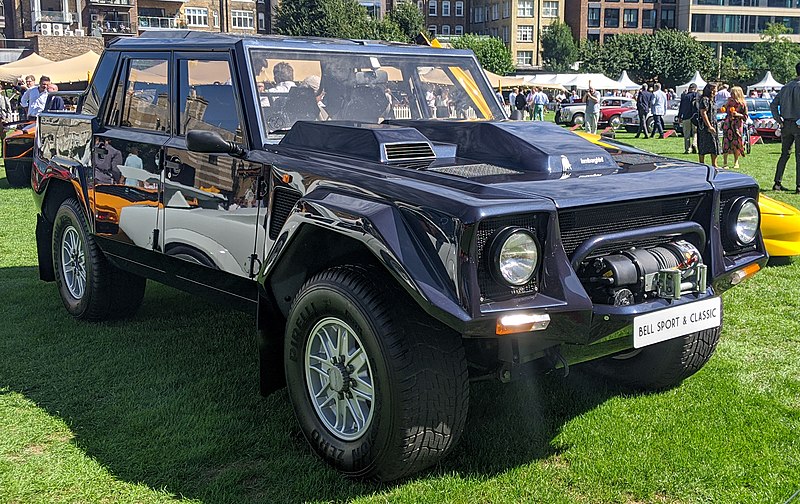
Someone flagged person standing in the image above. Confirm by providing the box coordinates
[525,88,535,120]
[584,85,601,134]
[508,87,520,119]
[715,83,731,106]
[532,87,548,121]
[721,86,748,170]
[635,83,652,138]
[770,62,800,192]
[678,83,699,154]
[650,83,668,138]
[20,75,50,119]
[697,83,720,168]
[514,89,527,120]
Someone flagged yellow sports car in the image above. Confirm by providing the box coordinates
[576,131,800,259]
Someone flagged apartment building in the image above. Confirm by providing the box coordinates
[2,0,260,39]
[422,0,468,37]
[467,0,563,68]
[564,0,675,43]
[679,0,800,49]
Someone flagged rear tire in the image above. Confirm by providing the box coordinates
[52,198,146,321]
[646,117,655,133]
[284,265,469,481]
[609,114,622,130]
[581,326,721,391]
[572,113,585,126]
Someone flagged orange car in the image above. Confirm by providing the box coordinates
[3,121,35,188]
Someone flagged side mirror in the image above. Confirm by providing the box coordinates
[186,130,245,157]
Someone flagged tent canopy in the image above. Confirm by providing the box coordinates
[525,73,621,90]
[676,71,707,95]
[616,71,640,91]
[0,51,99,83]
[483,70,527,89]
[748,71,783,92]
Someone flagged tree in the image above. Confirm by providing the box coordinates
[274,0,375,39]
[384,1,425,43]
[743,23,800,84]
[578,31,714,89]
[718,48,753,88]
[450,34,515,75]
[540,21,577,72]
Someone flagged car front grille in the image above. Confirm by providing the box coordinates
[558,194,705,259]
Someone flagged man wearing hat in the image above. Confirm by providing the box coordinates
[678,83,699,154]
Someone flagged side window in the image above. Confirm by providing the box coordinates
[177,59,243,143]
[113,59,170,132]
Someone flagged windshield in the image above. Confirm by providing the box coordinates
[248,49,504,138]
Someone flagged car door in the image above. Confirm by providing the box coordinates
[92,53,170,260]
[161,52,266,281]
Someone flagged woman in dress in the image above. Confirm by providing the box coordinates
[721,85,748,169]
[697,82,720,168]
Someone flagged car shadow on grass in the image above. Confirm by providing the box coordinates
[1,266,622,502]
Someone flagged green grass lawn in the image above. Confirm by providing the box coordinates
[1,133,799,504]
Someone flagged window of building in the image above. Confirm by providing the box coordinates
[428,24,437,35]
[660,7,675,28]
[542,1,558,17]
[502,25,509,42]
[441,24,451,34]
[588,7,600,27]
[623,8,638,27]
[604,8,620,27]
[491,3,499,19]
[491,27,498,36]
[258,12,265,30]
[642,9,656,27]
[429,0,437,15]
[624,0,639,3]
[709,14,723,32]
[231,10,254,28]
[213,10,219,27]
[185,7,208,27]
[517,0,533,16]
[517,24,533,41]
[503,0,510,18]
[455,1,464,16]
[516,50,533,66]
[442,0,450,15]
[455,24,463,34]
[643,0,655,4]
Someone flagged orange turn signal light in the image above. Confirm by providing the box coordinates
[282,174,292,184]
[730,262,761,285]
[496,313,551,335]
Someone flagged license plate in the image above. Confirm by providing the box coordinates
[633,297,721,348]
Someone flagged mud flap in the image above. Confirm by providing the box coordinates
[36,214,55,282]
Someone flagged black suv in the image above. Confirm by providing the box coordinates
[31,32,767,481]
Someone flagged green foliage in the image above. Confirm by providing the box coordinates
[743,23,800,84]
[718,48,754,88]
[274,0,410,42]
[384,1,426,43]
[578,31,714,88]
[540,21,577,72]
[450,34,515,75]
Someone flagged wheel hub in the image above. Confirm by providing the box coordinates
[328,358,351,394]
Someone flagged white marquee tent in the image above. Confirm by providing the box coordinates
[677,71,707,95]
[525,73,622,90]
[748,71,783,92]
[616,71,640,91]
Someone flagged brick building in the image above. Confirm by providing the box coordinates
[563,0,675,43]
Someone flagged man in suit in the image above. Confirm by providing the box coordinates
[650,83,668,139]
[635,83,652,138]
[677,83,698,154]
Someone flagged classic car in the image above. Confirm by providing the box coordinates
[622,99,679,134]
[3,120,36,188]
[674,98,772,139]
[31,32,766,481]
[556,96,635,128]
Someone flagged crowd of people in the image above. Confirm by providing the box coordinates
[0,74,65,125]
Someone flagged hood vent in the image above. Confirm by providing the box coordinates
[383,142,435,162]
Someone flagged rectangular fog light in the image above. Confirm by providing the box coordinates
[496,313,551,335]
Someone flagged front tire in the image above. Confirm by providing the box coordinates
[581,326,721,391]
[284,266,469,481]
[609,114,622,130]
[52,198,146,321]
[571,113,585,126]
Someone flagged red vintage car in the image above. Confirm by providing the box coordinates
[557,96,636,130]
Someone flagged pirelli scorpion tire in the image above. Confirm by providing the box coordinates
[583,326,722,391]
[284,265,469,481]
[52,198,146,321]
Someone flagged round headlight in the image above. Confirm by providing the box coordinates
[727,197,760,246]
[494,229,539,286]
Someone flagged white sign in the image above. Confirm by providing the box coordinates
[633,297,721,348]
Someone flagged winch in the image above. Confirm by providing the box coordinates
[577,240,708,306]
